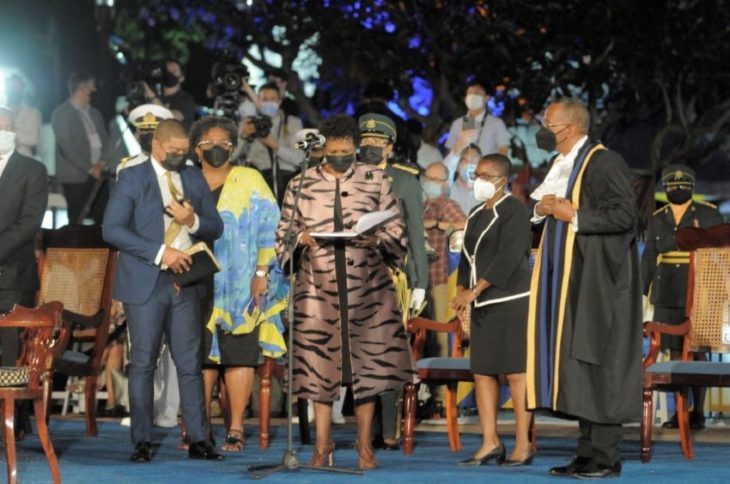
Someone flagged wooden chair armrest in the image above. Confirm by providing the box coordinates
[63,309,104,328]
[643,319,690,337]
[407,317,460,333]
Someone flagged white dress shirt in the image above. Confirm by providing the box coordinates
[0,151,11,179]
[150,157,200,265]
[530,135,588,229]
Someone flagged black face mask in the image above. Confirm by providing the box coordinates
[161,152,186,171]
[535,127,557,152]
[667,188,693,205]
[359,145,384,164]
[202,146,230,168]
[138,131,154,153]
[307,155,323,168]
[326,153,355,172]
[164,73,180,88]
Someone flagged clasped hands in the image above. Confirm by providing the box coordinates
[536,194,576,223]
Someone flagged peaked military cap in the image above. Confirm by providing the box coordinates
[661,164,695,187]
[359,113,397,143]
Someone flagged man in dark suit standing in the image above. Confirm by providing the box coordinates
[52,72,110,225]
[102,120,224,462]
[0,106,48,438]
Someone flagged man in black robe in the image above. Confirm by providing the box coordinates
[526,98,642,479]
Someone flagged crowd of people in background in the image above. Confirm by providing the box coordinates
[0,59,726,479]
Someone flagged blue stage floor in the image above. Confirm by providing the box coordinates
[8,418,730,483]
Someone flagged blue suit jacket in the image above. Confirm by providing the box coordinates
[102,160,223,305]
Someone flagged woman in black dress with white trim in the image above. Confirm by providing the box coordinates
[452,154,534,466]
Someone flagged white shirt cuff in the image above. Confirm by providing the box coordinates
[571,211,579,232]
[155,244,166,265]
[185,214,200,234]
[530,203,547,225]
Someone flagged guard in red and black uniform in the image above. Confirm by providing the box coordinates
[641,163,723,429]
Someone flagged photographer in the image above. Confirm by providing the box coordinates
[143,59,197,130]
[233,82,303,203]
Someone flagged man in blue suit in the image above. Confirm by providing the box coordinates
[103,120,224,462]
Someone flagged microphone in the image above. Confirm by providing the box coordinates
[295,130,326,151]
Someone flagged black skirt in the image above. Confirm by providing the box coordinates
[470,296,528,375]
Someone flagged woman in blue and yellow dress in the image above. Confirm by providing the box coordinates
[190,116,287,452]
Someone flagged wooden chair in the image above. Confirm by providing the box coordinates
[37,225,116,437]
[403,316,469,454]
[641,223,730,463]
[0,302,64,484]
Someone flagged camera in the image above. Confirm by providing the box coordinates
[209,58,249,121]
[245,114,273,141]
[124,61,170,110]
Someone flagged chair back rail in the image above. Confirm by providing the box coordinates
[686,247,730,354]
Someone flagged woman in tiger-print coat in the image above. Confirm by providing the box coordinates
[275,115,417,470]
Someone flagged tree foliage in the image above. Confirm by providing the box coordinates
[111,0,729,173]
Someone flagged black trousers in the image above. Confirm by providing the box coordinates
[0,289,36,366]
[63,176,109,225]
[576,419,623,466]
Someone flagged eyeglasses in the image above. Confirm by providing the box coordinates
[197,140,233,150]
[539,121,569,130]
[423,175,448,183]
[360,138,389,148]
[470,172,503,182]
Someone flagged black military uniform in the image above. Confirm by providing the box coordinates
[641,165,723,351]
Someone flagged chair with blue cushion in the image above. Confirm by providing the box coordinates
[0,302,64,484]
[37,225,116,437]
[641,223,730,462]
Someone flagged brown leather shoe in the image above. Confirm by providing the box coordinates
[309,442,335,467]
[356,442,378,470]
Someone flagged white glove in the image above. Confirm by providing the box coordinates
[410,288,426,310]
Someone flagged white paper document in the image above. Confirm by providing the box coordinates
[311,209,400,239]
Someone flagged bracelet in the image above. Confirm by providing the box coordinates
[255,270,268,278]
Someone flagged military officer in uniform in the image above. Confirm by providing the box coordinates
[358,113,428,450]
[642,164,723,429]
[116,104,174,178]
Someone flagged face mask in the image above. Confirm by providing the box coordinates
[473,177,503,202]
[202,146,230,168]
[465,94,485,111]
[164,73,179,88]
[0,131,16,155]
[138,131,154,153]
[421,180,444,199]
[359,145,384,164]
[161,152,186,171]
[307,155,323,168]
[535,127,557,152]
[459,164,476,184]
[666,188,693,205]
[260,101,279,117]
[326,153,355,173]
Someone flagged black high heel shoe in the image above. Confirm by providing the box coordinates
[457,443,506,466]
[503,449,536,466]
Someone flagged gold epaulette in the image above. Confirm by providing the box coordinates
[652,204,670,216]
[392,163,420,176]
[695,200,717,209]
[118,156,134,170]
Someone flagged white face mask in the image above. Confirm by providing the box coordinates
[473,177,503,202]
[0,131,16,155]
[465,94,485,111]
[260,101,280,117]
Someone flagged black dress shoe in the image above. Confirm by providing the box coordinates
[661,413,679,429]
[548,456,591,476]
[503,449,536,467]
[457,443,506,466]
[690,412,705,430]
[130,442,152,462]
[188,441,225,461]
[574,461,621,479]
[372,437,400,451]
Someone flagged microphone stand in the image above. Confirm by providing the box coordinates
[248,145,362,479]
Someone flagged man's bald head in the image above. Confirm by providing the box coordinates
[154,119,188,143]
[425,162,448,182]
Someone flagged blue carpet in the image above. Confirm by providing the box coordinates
[7,419,730,483]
